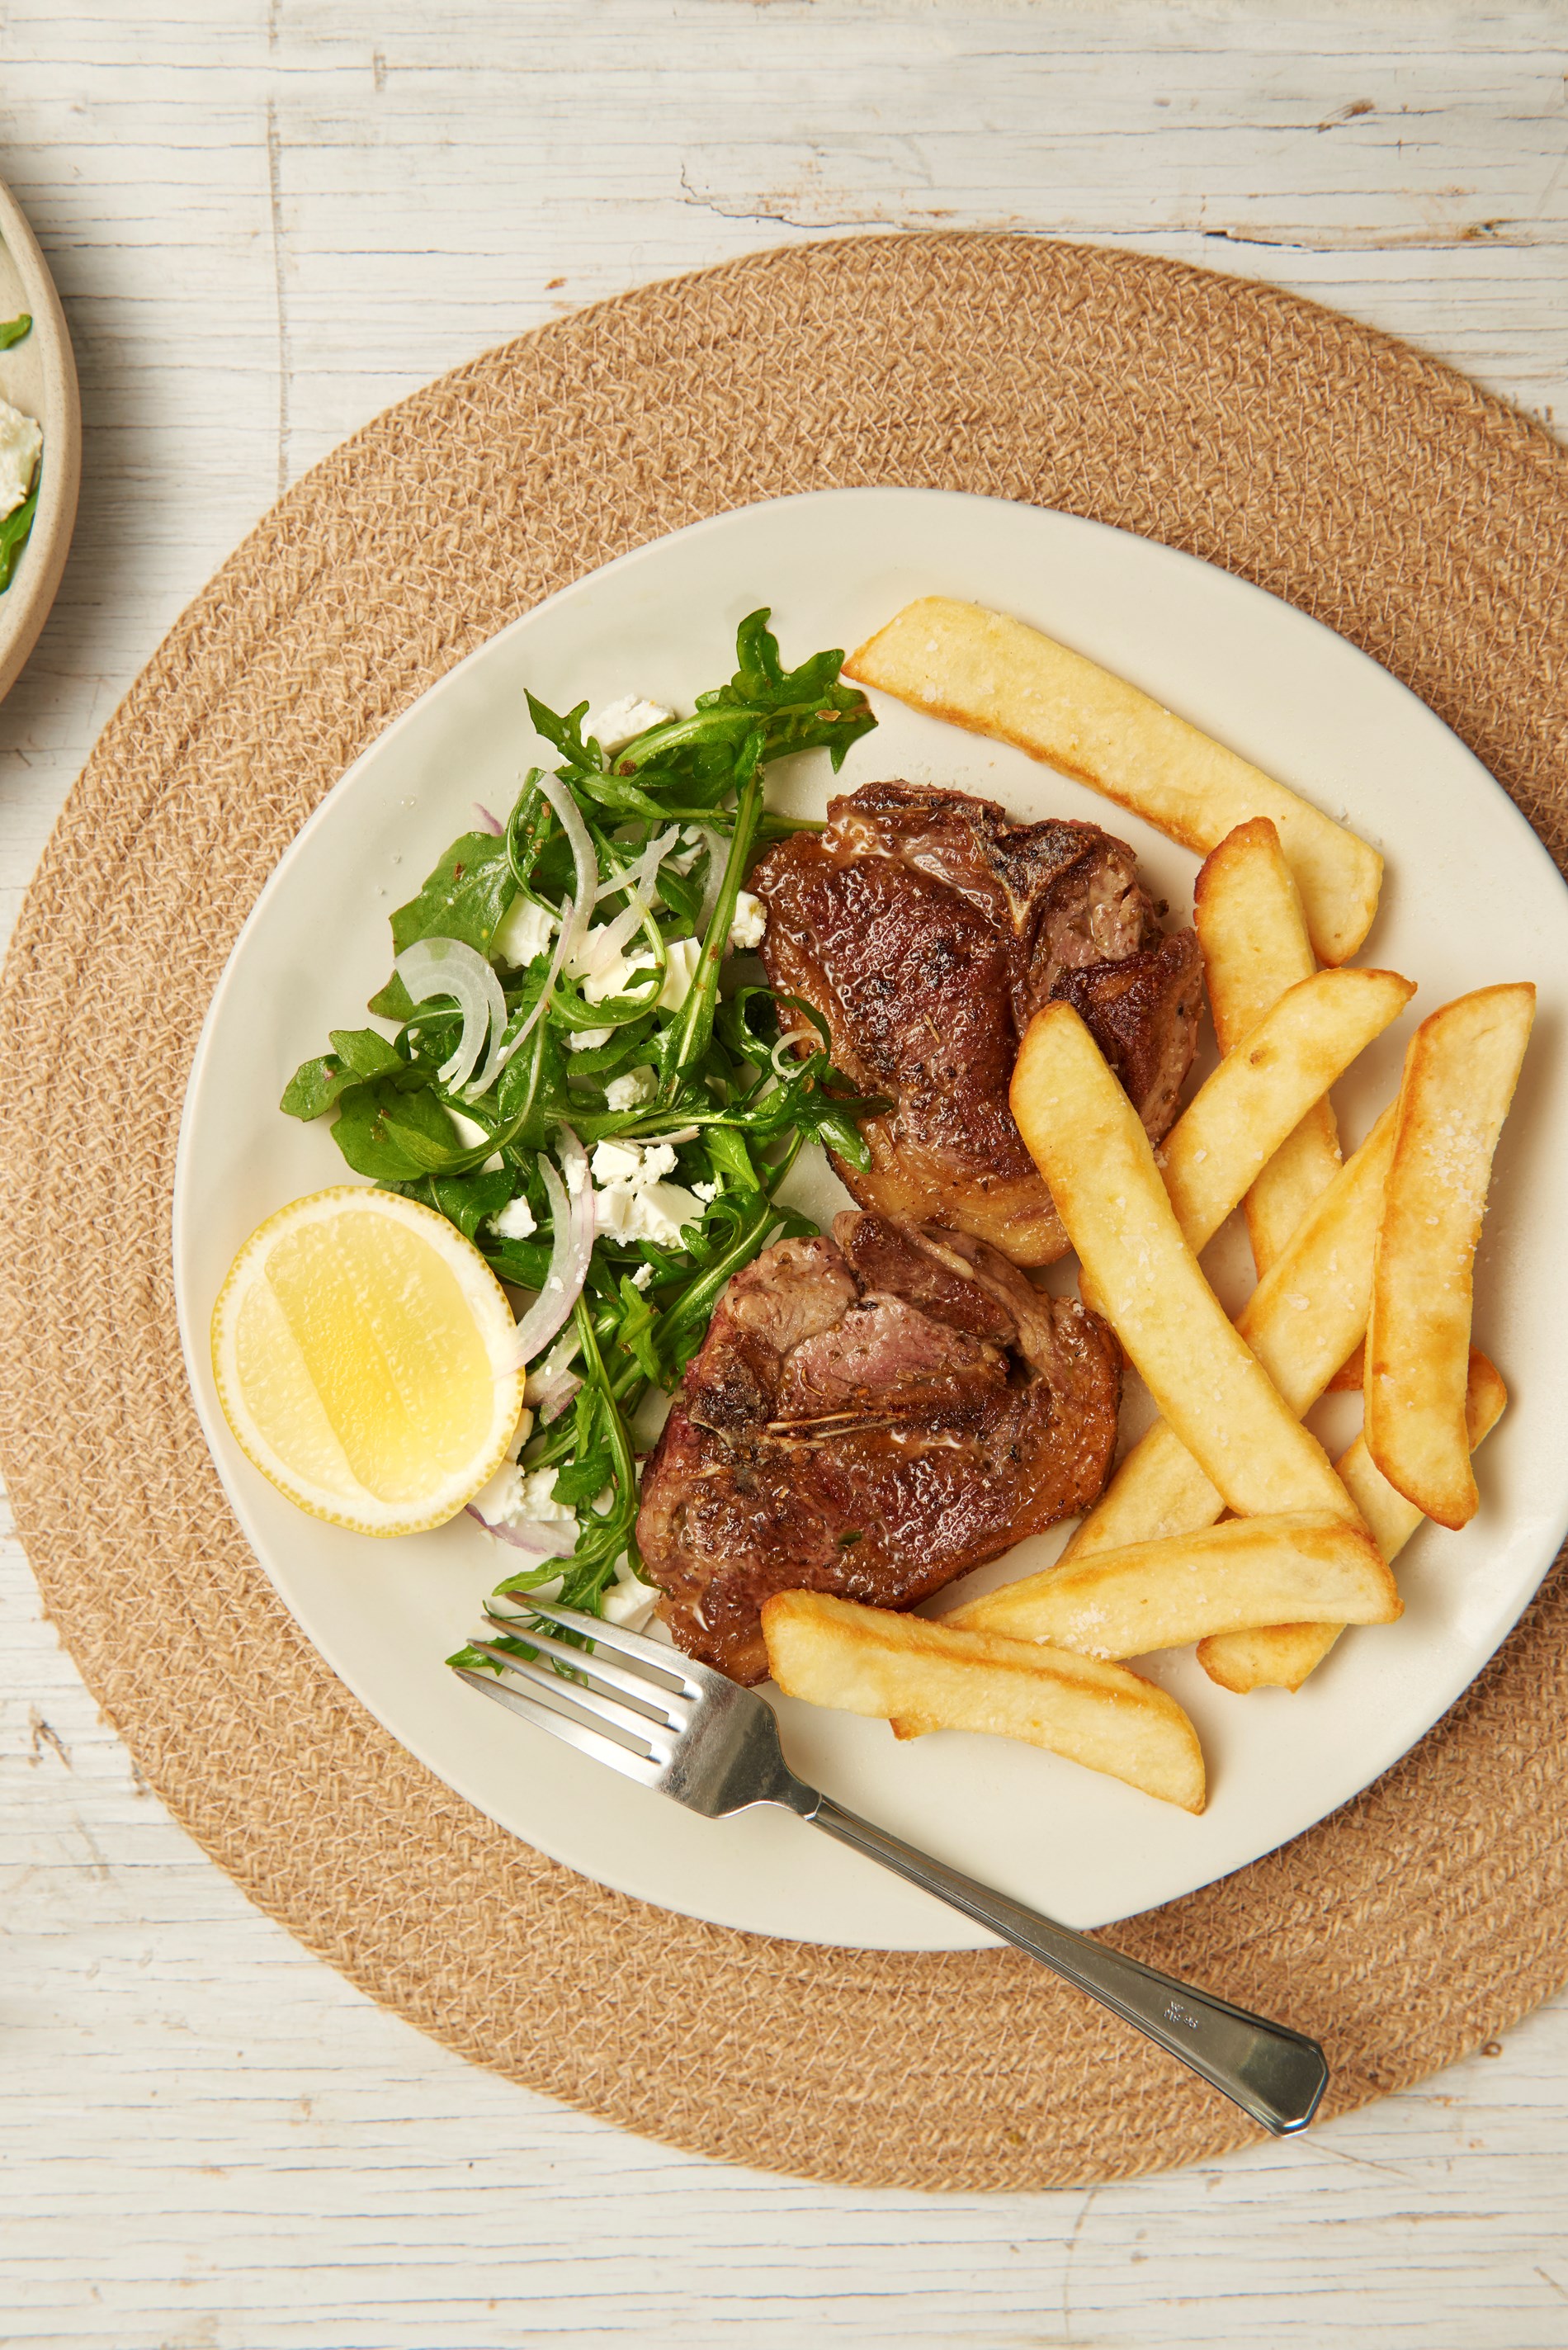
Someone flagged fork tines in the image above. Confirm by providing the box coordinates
[450,1598,700,1787]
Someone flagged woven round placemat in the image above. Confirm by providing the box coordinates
[4,234,1567,2192]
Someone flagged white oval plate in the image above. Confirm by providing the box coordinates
[174,487,1568,1950]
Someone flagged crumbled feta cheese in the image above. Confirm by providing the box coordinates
[601,1562,659,1631]
[0,398,41,522]
[590,1138,646,1189]
[728,890,767,953]
[489,1192,537,1241]
[659,935,702,1010]
[581,947,659,1006]
[630,1263,654,1290]
[587,695,673,753]
[593,1179,702,1246]
[668,826,709,876]
[590,1137,678,1191]
[470,1459,574,1528]
[603,1064,656,1111]
[567,1025,615,1052]
[692,1179,719,1203]
[493,892,557,967]
[640,1141,679,1186]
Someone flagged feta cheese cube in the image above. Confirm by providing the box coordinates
[603,1064,656,1111]
[587,695,673,753]
[601,1563,659,1631]
[590,1138,646,1189]
[493,892,557,967]
[489,1193,537,1241]
[727,890,767,953]
[593,1179,702,1246]
[659,935,702,1010]
[0,398,41,521]
[470,1459,575,1528]
[581,947,659,1006]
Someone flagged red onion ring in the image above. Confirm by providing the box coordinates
[396,937,509,1093]
[498,1128,595,1374]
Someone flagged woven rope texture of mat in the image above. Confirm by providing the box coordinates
[2,235,1566,2192]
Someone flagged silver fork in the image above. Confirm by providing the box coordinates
[453,1597,1329,2136]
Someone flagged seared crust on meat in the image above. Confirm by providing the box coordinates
[753,783,1203,1265]
[635,1211,1121,1682]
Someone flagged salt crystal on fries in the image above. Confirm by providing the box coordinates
[939,1515,1397,1657]
[1009,1003,1363,1526]
[1198,1352,1507,1691]
[1365,985,1533,1530]
[845,597,1382,964]
[1194,817,1344,1272]
[761,1591,1206,1813]
[1162,966,1412,1255]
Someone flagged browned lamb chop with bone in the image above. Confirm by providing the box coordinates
[751,783,1203,1265]
[635,1210,1120,1683]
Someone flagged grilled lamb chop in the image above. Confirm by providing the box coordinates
[752,783,1203,1265]
[636,1209,1120,1682]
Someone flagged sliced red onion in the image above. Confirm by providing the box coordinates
[532,768,597,970]
[473,803,504,836]
[593,824,680,907]
[464,1503,564,1555]
[397,937,508,1092]
[569,893,648,987]
[498,1128,595,1374]
[465,770,601,1100]
[771,1028,819,1078]
[531,1364,583,1425]
[522,1326,579,1404]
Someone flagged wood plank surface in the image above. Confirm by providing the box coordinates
[3,3,1568,2343]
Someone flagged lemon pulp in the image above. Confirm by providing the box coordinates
[211,1187,524,1536]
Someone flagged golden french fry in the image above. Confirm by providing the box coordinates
[845,597,1382,964]
[1366,986,1534,1529]
[1011,1003,1362,1526]
[763,1591,1205,1813]
[1327,1339,1365,1393]
[1063,1103,1397,1560]
[942,1515,1397,1655]
[1194,818,1344,1271]
[1162,967,1413,1255]
[1198,1351,1507,1690]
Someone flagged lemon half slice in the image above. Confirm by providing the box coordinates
[211,1185,526,1537]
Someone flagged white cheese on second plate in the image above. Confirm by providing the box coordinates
[0,398,41,520]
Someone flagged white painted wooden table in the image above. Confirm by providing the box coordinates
[4,7,1568,2343]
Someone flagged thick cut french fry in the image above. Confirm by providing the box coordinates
[1162,967,1412,1254]
[762,1591,1205,1812]
[845,598,1382,964]
[1365,986,1533,1529]
[1011,1004,1362,1527]
[942,1515,1397,1654]
[1198,1352,1507,1691]
[1194,818,1344,1272]
[1062,1103,1397,1561]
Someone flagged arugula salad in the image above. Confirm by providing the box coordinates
[282,612,881,1632]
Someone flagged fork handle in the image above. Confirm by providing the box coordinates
[805,1795,1328,2136]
